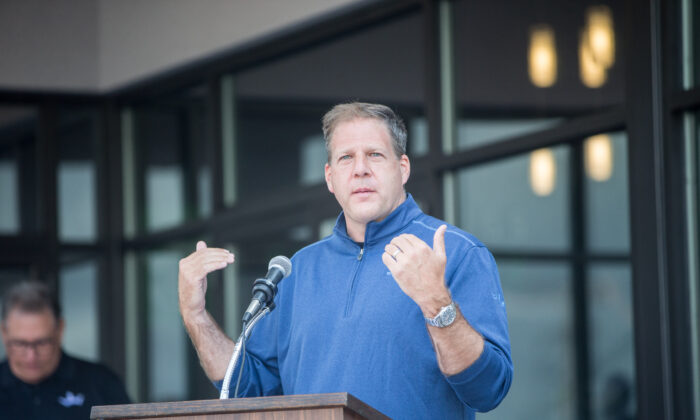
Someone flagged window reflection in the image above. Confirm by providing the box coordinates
[585,132,630,253]
[130,85,213,233]
[57,109,98,242]
[0,106,38,234]
[59,257,98,361]
[225,11,426,203]
[455,146,571,252]
[451,0,624,151]
[479,262,576,420]
[146,249,188,402]
[588,263,636,420]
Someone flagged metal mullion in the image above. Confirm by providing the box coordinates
[435,108,626,173]
[38,100,59,288]
[571,141,590,420]
[624,0,674,418]
[422,0,445,219]
[208,78,224,213]
[669,87,700,112]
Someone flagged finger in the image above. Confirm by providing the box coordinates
[392,235,417,254]
[433,224,447,258]
[382,252,398,271]
[196,240,207,251]
[384,243,401,259]
[202,260,231,273]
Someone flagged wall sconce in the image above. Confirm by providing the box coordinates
[528,25,557,88]
[584,134,613,181]
[529,148,556,196]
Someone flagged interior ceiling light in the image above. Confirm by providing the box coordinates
[528,25,557,88]
[579,5,615,88]
[529,148,557,196]
[586,5,615,68]
[579,29,607,88]
[584,134,614,182]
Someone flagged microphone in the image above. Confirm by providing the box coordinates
[241,256,292,324]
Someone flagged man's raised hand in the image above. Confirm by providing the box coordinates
[178,240,235,319]
[381,224,451,317]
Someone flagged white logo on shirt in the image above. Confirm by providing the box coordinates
[58,390,85,407]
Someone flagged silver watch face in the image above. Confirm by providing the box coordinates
[428,302,457,328]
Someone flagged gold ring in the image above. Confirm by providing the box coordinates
[392,249,400,258]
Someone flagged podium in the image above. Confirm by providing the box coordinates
[90,392,390,420]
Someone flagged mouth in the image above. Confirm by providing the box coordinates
[352,187,375,195]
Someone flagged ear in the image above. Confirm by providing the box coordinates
[400,154,411,185]
[325,163,335,194]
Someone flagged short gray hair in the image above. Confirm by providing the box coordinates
[1,281,61,322]
[322,102,407,162]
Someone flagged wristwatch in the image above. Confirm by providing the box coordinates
[424,301,457,328]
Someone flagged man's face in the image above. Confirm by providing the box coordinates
[1,308,63,385]
[325,118,410,237]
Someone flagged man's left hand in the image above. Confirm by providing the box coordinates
[382,224,452,317]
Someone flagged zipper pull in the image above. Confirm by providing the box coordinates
[357,246,364,261]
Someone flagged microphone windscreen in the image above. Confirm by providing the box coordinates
[268,255,292,278]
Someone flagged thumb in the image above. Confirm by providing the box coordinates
[196,240,207,251]
[433,225,447,257]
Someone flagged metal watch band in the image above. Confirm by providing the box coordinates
[425,301,457,328]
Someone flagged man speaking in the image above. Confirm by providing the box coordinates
[178,102,512,419]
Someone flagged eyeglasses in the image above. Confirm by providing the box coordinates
[5,337,57,354]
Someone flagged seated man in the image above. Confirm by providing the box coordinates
[0,281,130,420]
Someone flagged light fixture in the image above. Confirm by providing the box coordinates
[579,29,607,88]
[529,148,556,196]
[528,25,557,88]
[584,134,614,181]
[579,5,615,88]
[586,6,615,68]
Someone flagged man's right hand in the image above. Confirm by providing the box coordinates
[178,240,235,321]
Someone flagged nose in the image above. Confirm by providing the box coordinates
[352,154,370,177]
[23,346,40,361]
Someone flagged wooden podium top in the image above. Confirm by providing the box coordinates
[91,392,390,420]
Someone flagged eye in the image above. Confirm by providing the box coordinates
[338,154,351,162]
[369,152,384,158]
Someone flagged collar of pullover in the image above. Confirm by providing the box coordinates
[332,193,422,246]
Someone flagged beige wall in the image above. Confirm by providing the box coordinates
[0,0,362,92]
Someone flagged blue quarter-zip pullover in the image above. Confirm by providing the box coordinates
[219,194,512,419]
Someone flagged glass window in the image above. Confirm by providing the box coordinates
[451,0,624,151]
[588,263,635,420]
[223,11,426,205]
[688,110,700,420]
[682,0,700,88]
[59,257,99,361]
[585,131,629,253]
[145,248,189,401]
[128,85,213,233]
[454,146,571,252]
[479,262,576,420]
[57,108,98,242]
[0,106,38,234]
